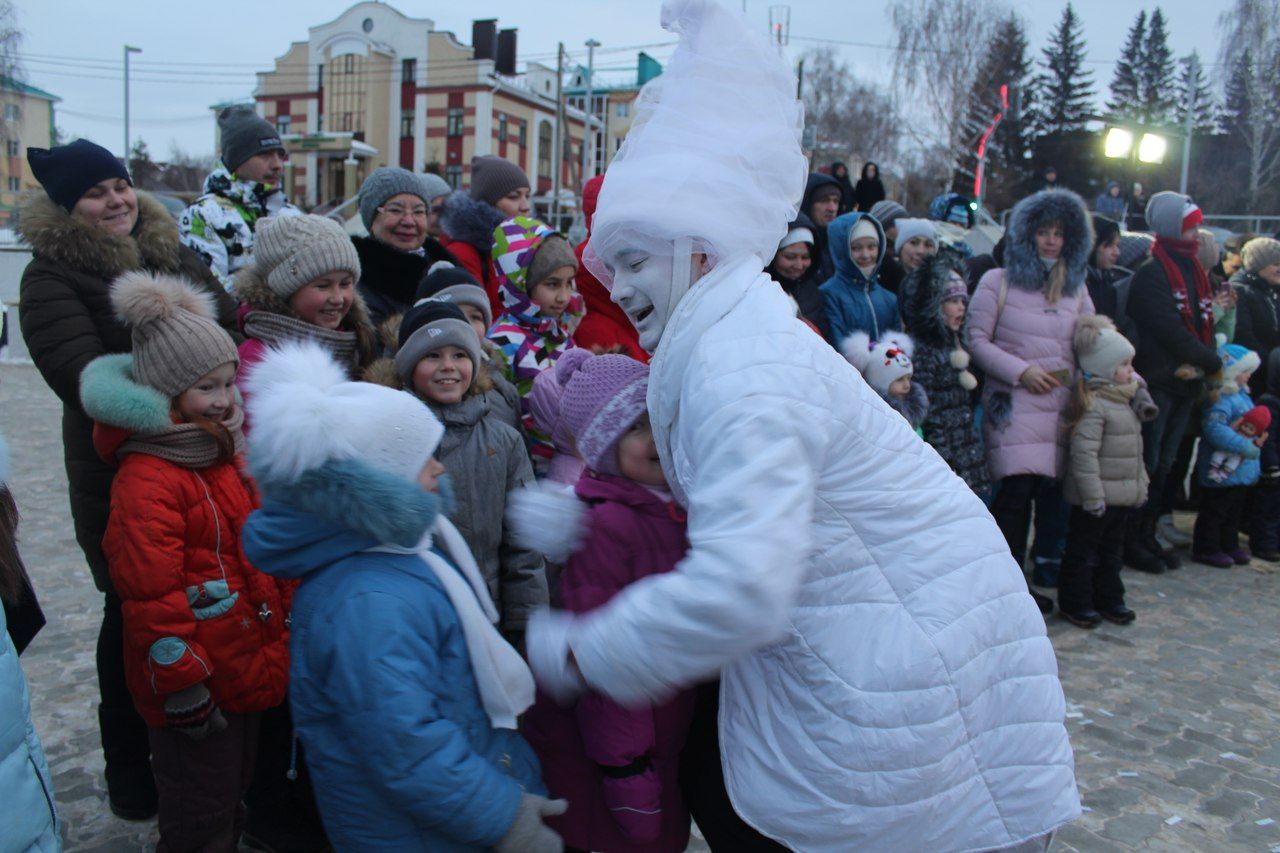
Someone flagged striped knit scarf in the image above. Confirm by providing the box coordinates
[118,406,246,468]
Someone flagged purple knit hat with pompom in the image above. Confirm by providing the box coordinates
[528,347,592,454]
[559,354,650,476]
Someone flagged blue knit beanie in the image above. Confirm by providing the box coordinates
[27,140,131,211]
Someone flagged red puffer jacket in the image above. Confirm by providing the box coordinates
[99,427,291,727]
[572,175,648,363]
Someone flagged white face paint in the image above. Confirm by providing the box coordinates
[606,248,680,352]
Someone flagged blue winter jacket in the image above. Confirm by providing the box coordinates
[818,212,901,345]
[242,459,544,851]
[1198,388,1263,488]
[0,603,60,852]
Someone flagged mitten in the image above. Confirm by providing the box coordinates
[1263,467,1280,485]
[1083,501,1106,517]
[601,763,663,844]
[1173,364,1204,381]
[494,793,567,853]
[527,609,586,705]
[164,683,227,740]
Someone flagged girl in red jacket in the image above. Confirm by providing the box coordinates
[80,271,290,851]
[520,354,695,853]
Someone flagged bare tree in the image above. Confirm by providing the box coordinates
[799,47,901,171]
[891,0,1006,174]
[0,1,24,148]
[1218,0,1280,210]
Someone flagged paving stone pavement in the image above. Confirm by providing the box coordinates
[4,361,1279,852]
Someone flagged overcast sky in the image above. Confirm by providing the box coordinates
[21,0,1237,161]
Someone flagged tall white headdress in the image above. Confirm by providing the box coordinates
[584,0,808,284]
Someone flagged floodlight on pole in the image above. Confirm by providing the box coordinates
[1137,132,1167,165]
[1104,127,1133,159]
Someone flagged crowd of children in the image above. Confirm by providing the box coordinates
[9,23,1278,853]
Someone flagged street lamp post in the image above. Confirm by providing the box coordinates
[123,45,142,161]
[581,38,600,192]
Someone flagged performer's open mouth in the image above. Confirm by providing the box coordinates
[635,306,653,322]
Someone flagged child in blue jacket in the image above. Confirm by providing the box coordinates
[818,211,901,345]
[1194,341,1264,568]
[241,342,563,853]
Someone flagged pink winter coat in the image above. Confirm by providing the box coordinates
[968,268,1095,480]
[521,472,695,853]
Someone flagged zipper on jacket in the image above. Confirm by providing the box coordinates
[28,753,57,829]
[864,288,880,339]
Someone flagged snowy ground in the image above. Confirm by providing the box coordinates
[5,361,1280,852]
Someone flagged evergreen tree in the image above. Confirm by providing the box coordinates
[1035,3,1096,134]
[1107,11,1146,120]
[1138,8,1177,123]
[957,13,1034,203]
[1221,48,1255,143]
[1176,52,1217,133]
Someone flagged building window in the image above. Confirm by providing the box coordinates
[341,112,353,132]
[343,54,355,74]
[276,115,291,135]
[402,58,417,84]
[317,64,324,88]
[447,107,464,137]
[519,119,528,148]
[616,102,629,119]
[5,139,17,157]
[7,176,18,192]
[3,104,18,121]
[538,122,553,180]
[317,113,324,132]
[615,136,625,154]
[497,112,508,142]
[594,131,606,175]
[446,164,462,189]
[400,110,414,138]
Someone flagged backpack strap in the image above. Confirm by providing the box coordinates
[994,270,1010,330]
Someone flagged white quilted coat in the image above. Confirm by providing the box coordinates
[569,256,1080,851]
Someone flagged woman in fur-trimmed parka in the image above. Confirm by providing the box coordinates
[904,254,990,496]
[18,142,240,817]
[967,189,1095,606]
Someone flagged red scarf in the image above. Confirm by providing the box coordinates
[1152,235,1214,345]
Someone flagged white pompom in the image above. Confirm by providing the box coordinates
[959,370,978,391]
[950,348,970,370]
[506,481,588,563]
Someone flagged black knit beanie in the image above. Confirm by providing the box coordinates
[1091,214,1121,253]
[27,140,131,211]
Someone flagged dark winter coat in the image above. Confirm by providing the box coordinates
[1260,350,1280,475]
[522,472,694,853]
[852,162,886,213]
[352,234,458,333]
[427,395,546,634]
[1128,254,1222,399]
[766,213,830,340]
[831,162,856,213]
[17,191,239,591]
[1085,264,1140,349]
[903,258,990,495]
[440,192,506,320]
[801,173,841,283]
[1230,268,1280,397]
[819,212,900,344]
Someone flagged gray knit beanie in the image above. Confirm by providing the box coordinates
[422,284,492,329]
[252,214,362,299]
[1243,237,1280,274]
[869,199,908,229]
[358,167,441,232]
[218,105,284,173]
[468,155,530,206]
[393,301,482,388]
[1145,191,1194,240]
[111,271,239,398]
[528,234,578,288]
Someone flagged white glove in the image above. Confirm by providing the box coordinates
[526,609,587,705]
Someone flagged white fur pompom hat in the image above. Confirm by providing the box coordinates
[244,341,443,485]
[842,331,915,395]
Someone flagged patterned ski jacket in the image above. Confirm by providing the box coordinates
[179,167,302,290]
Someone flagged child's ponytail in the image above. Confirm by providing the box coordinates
[1063,377,1093,435]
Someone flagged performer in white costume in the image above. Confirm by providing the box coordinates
[526,1,1081,850]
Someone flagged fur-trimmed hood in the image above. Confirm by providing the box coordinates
[905,253,969,348]
[79,353,173,435]
[251,457,442,563]
[884,381,930,431]
[17,190,187,278]
[232,262,374,338]
[439,191,505,252]
[1003,188,1093,294]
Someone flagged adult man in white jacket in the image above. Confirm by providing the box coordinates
[526,2,1081,850]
